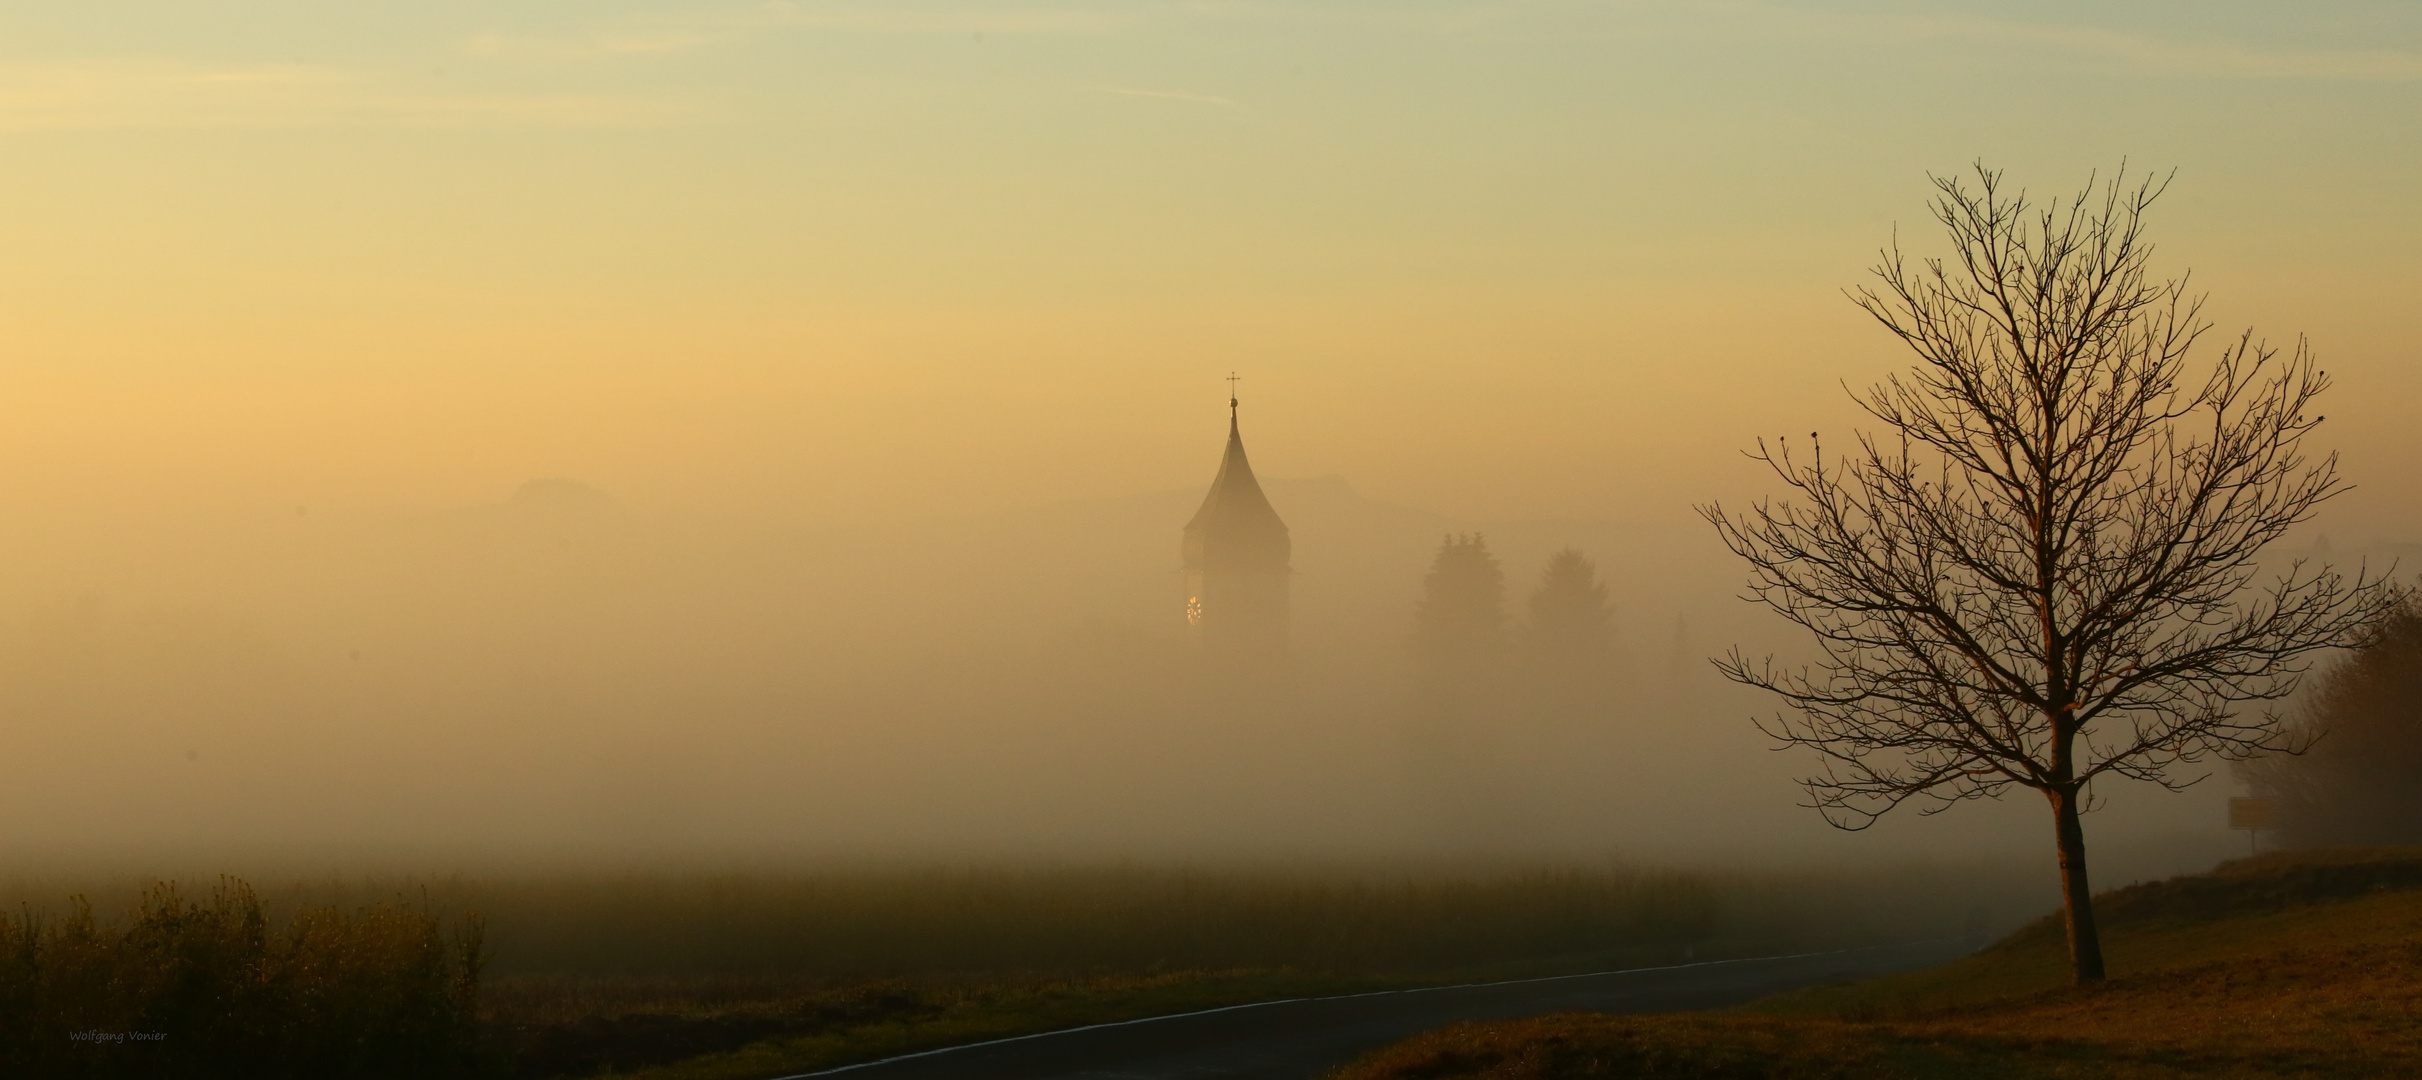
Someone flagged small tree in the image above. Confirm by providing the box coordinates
[1406,534,1510,814]
[1412,533,1507,670]
[2240,594,2422,846]
[1703,164,2393,984]
[1526,548,1615,666]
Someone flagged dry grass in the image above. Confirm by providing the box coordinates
[460,860,2057,1078]
[458,866,1730,979]
[482,968,1427,1079]
[577,969,1441,1080]
[0,878,484,1080]
[465,866,1741,1078]
[0,859,2055,1077]
[1331,847,2422,1080]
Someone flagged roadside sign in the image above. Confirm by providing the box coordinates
[2228,797,2276,830]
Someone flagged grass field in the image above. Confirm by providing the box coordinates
[461,864,1857,1080]
[2,859,2050,1078]
[468,860,2065,1079]
[1,878,484,1079]
[1329,847,2422,1079]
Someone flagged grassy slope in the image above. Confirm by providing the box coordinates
[1331,848,2422,1080]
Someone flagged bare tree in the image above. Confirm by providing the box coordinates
[1701,164,2394,984]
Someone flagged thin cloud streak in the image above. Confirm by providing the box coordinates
[448,2,2422,83]
[1755,5,2422,82]
[1923,15,2422,81]
[0,58,699,130]
[745,3,1132,36]
[462,31,733,61]
[1096,86,1234,105]
[462,1,1134,61]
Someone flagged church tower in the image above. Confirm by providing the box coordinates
[1181,384,1291,649]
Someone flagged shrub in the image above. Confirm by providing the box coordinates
[0,877,484,1079]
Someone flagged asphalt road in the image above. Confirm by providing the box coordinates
[779,937,1971,1080]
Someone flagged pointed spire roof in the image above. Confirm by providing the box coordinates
[1182,399,1289,573]
[1186,411,1283,532]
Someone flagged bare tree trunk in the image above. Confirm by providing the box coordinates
[2051,786,2106,983]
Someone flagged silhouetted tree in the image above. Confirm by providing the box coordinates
[1412,533,1505,671]
[1526,548,1615,667]
[2241,594,2422,846]
[1404,534,1511,838]
[1703,164,2394,984]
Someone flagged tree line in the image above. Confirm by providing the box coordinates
[1409,536,1616,678]
[2239,594,2422,848]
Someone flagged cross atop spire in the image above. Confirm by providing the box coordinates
[1226,371,1241,414]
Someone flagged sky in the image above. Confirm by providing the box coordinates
[0,1,2416,870]
[1,0,2415,525]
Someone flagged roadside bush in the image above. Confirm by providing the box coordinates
[0,877,484,1079]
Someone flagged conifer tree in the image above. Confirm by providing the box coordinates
[1411,533,1505,669]
[1525,548,1614,665]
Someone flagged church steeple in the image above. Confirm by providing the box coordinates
[1182,381,1290,648]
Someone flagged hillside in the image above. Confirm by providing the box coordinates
[1331,848,2422,1079]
